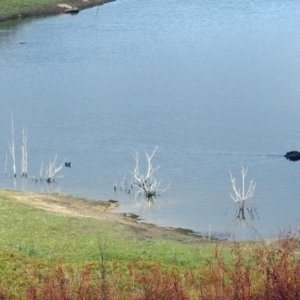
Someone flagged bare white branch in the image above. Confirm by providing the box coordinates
[8,113,16,177]
[130,147,170,203]
[120,174,131,195]
[21,127,28,177]
[41,155,66,183]
[229,167,256,220]
[39,162,44,182]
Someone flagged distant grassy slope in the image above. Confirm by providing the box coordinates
[0,0,113,22]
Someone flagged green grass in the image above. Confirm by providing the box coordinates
[0,190,299,299]
[0,190,216,297]
[0,0,59,19]
[0,191,213,267]
[0,0,110,21]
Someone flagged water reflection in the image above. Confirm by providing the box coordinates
[0,18,40,43]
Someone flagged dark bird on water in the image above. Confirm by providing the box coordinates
[65,162,71,167]
[285,151,300,162]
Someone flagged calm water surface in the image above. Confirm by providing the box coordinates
[1,0,300,239]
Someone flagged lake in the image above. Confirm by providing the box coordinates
[1,0,300,239]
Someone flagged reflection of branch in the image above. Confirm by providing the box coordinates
[254,207,259,220]
[5,152,7,177]
[224,203,229,215]
[247,207,254,220]
[232,218,264,242]
[120,174,130,195]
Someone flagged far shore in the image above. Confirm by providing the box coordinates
[0,0,115,23]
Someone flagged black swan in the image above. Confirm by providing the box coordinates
[285,151,300,161]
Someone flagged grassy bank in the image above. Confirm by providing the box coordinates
[0,190,213,297]
[0,190,209,266]
[0,0,113,22]
[0,190,300,299]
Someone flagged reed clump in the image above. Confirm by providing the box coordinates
[1,232,300,299]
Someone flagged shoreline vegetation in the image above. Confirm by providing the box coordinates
[0,189,300,299]
[0,189,201,239]
[0,0,114,22]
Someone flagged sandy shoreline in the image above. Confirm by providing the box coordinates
[0,0,115,23]
[0,189,211,243]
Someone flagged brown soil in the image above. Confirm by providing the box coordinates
[7,191,212,244]
[0,0,114,22]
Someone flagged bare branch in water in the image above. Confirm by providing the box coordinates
[21,127,28,177]
[8,113,16,178]
[131,147,170,205]
[229,167,256,221]
[40,155,66,183]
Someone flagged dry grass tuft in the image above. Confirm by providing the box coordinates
[6,233,299,299]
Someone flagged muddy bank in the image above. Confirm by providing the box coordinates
[2,190,212,244]
[0,0,114,23]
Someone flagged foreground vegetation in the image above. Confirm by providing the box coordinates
[0,190,299,299]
